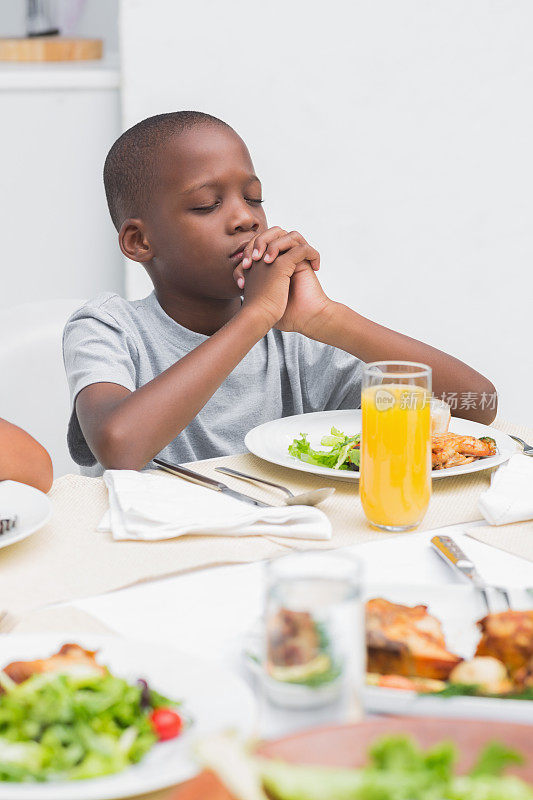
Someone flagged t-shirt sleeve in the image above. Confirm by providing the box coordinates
[62,305,138,467]
[300,337,364,412]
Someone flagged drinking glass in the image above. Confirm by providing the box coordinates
[260,552,364,735]
[360,361,432,532]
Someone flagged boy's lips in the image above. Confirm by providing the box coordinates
[229,239,253,261]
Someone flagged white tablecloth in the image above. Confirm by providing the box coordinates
[74,521,533,738]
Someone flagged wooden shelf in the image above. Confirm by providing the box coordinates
[0,37,103,62]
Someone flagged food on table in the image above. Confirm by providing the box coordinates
[259,735,533,800]
[430,397,451,434]
[266,608,339,686]
[0,642,185,782]
[149,706,184,740]
[288,424,497,473]
[194,732,533,800]
[365,600,533,700]
[475,610,533,683]
[432,433,497,470]
[365,598,463,680]
[288,427,360,471]
[365,672,447,692]
[0,643,106,686]
[449,656,512,695]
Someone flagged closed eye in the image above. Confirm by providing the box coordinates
[191,198,263,212]
[192,203,220,212]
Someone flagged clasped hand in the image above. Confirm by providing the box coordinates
[234,227,331,335]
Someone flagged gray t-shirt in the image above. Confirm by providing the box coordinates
[63,291,363,476]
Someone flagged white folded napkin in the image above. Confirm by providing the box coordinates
[98,470,331,542]
[478,454,533,525]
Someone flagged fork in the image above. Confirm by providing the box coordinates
[0,515,17,535]
[509,434,533,456]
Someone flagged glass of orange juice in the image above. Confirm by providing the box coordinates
[360,361,432,532]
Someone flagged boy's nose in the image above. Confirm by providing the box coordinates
[228,201,260,232]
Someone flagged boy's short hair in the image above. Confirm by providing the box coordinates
[103,110,231,230]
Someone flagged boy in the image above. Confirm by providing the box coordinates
[64,111,497,476]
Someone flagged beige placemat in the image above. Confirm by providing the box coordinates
[0,417,530,616]
[467,520,533,563]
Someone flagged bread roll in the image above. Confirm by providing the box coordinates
[430,398,451,434]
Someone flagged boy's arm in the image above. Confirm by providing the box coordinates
[303,300,498,425]
[0,418,53,493]
[237,232,497,426]
[77,307,269,470]
[75,243,315,471]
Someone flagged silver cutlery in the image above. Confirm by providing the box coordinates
[215,466,335,507]
[153,458,273,508]
[509,434,533,456]
[431,535,511,613]
[0,515,17,535]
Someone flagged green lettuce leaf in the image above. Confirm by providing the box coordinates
[288,428,360,470]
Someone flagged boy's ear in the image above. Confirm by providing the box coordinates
[118,219,154,262]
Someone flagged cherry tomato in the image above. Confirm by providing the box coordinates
[149,707,183,740]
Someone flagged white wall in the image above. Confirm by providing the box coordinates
[0,80,123,308]
[119,0,531,427]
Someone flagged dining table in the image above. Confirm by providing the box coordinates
[2,416,533,800]
[10,522,529,800]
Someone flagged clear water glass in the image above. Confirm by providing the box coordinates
[259,551,364,735]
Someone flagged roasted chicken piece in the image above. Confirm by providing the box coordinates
[366,598,462,680]
[1,643,106,688]
[432,433,496,470]
[514,657,533,690]
[475,610,533,680]
[267,608,321,667]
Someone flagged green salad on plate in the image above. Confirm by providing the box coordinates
[288,427,360,471]
[0,648,184,783]
[260,735,533,800]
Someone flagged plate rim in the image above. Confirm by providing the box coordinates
[0,480,52,551]
[245,409,516,482]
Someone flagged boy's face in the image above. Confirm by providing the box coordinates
[142,125,267,300]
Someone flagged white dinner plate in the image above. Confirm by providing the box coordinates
[0,634,255,800]
[244,583,533,724]
[0,480,52,550]
[245,409,517,481]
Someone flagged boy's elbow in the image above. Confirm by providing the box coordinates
[93,422,148,472]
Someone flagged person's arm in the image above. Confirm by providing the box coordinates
[77,308,270,470]
[0,418,53,493]
[303,301,498,425]
[234,231,497,425]
[76,242,316,471]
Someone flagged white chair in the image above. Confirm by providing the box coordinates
[0,299,86,478]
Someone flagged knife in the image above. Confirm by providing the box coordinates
[431,535,492,612]
[153,458,273,508]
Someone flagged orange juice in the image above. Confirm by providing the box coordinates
[360,384,431,530]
